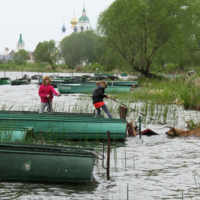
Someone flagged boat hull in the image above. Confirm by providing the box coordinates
[11,79,30,85]
[107,81,138,86]
[57,84,130,94]
[0,115,126,140]
[0,143,95,183]
[0,78,11,85]
[0,110,104,118]
[0,125,33,142]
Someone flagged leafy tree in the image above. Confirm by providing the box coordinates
[12,49,29,66]
[97,0,197,77]
[60,31,99,68]
[95,37,131,71]
[34,40,59,70]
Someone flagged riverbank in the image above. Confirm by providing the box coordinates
[115,74,200,110]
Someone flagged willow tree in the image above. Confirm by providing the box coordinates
[97,0,197,77]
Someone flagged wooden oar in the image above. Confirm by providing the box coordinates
[48,97,53,114]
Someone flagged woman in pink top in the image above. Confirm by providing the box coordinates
[38,76,60,113]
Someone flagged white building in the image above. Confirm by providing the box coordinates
[76,6,92,32]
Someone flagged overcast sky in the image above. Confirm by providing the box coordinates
[0,0,115,52]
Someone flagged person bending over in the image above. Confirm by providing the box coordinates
[92,81,112,118]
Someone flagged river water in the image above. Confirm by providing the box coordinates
[0,72,200,200]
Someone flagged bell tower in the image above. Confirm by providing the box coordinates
[17,34,25,50]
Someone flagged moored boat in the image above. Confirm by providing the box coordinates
[0,110,104,118]
[158,74,181,78]
[0,142,96,183]
[121,73,128,77]
[107,81,138,87]
[0,114,127,140]
[57,84,131,94]
[31,75,43,80]
[0,77,11,85]
[11,79,30,85]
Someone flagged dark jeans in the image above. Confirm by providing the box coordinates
[95,104,113,118]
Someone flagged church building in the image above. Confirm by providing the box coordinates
[69,5,92,33]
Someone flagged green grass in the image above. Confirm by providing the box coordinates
[114,74,200,110]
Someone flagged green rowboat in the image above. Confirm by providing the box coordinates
[94,73,103,76]
[158,74,181,78]
[0,142,95,183]
[0,110,104,118]
[57,84,130,94]
[0,77,11,85]
[107,81,138,87]
[120,73,128,77]
[11,79,30,85]
[0,114,127,140]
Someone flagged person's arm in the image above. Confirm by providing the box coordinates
[51,86,60,96]
[98,88,107,98]
[38,86,48,98]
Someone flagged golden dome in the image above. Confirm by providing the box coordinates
[70,13,78,28]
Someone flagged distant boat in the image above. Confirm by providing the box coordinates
[31,75,42,80]
[0,77,11,85]
[11,74,31,85]
[107,81,138,87]
[121,73,128,77]
[11,79,30,85]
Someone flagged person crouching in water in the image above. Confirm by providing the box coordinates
[38,76,60,114]
[92,81,112,118]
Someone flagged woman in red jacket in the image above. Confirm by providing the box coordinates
[38,76,60,113]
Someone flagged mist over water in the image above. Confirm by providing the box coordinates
[1,72,200,200]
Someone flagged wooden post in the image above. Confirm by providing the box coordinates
[119,106,128,119]
[107,131,110,179]
[132,119,136,136]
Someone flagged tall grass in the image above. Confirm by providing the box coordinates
[115,75,200,110]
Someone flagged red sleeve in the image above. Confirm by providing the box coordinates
[38,86,48,98]
[51,86,59,96]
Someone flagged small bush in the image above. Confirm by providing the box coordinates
[45,66,52,71]
[75,65,83,71]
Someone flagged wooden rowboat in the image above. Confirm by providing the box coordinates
[0,142,95,183]
[57,84,131,94]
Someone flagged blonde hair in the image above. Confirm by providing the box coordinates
[96,80,107,89]
[42,76,51,85]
